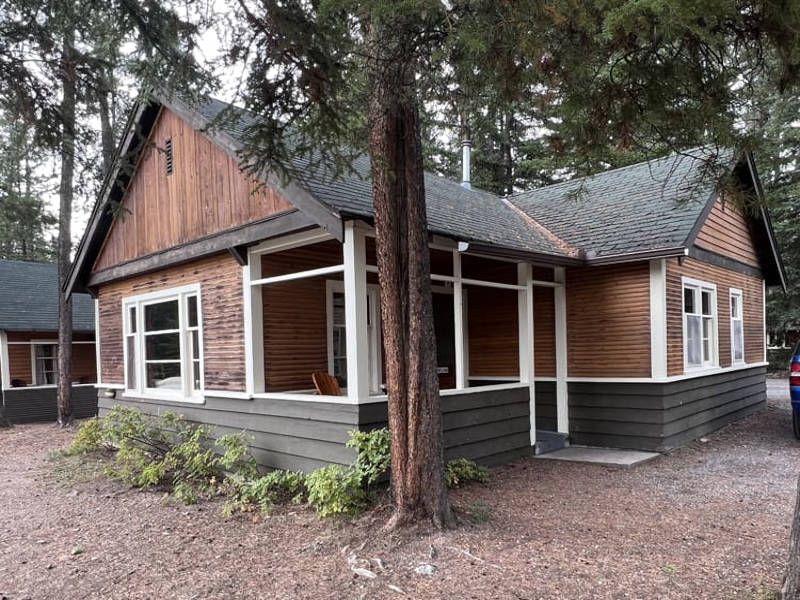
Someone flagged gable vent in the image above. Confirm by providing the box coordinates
[164,138,174,176]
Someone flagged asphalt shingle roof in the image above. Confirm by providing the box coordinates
[509,149,734,259]
[0,260,95,332]
[196,99,576,258]
[196,99,733,261]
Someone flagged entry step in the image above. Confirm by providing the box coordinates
[534,430,569,455]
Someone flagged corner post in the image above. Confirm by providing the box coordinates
[343,221,369,402]
[453,250,467,389]
[0,331,9,391]
[518,263,536,446]
[554,266,568,434]
[94,299,102,385]
[649,259,668,379]
[243,250,264,395]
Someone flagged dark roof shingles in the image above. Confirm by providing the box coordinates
[0,260,94,332]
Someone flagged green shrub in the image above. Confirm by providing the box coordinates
[346,427,390,486]
[445,458,489,488]
[224,470,306,516]
[86,407,255,505]
[65,417,106,455]
[306,465,365,517]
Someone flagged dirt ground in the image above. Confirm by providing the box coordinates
[1,379,797,599]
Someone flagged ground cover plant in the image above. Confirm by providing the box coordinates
[66,408,489,518]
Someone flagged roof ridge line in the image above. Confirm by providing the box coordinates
[501,198,581,258]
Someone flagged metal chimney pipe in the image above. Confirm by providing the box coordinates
[461,138,472,190]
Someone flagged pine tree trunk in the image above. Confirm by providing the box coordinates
[366,22,453,530]
[56,27,76,427]
[783,473,800,598]
[98,71,114,173]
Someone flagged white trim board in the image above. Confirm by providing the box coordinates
[567,361,769,384]
[649,259,667,379]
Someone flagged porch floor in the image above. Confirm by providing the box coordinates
[533,445,660,468]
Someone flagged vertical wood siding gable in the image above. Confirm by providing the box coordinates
[92,109,293,272]
[694,196,761,267]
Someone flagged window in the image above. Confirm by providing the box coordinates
[730,289,744,363]
[326,281,382,394]
[123,285,203,400]
[32,343,58,385]
[683,278,717,369]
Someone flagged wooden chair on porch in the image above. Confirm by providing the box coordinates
[312,371,342,396]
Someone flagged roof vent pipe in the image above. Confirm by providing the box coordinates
[461,138,472,190]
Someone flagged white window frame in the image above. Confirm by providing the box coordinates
[122,284,204,402]
[31,340,58,386]
[682,277,718,372]
[730,288,745,364]
[325,280,383,395]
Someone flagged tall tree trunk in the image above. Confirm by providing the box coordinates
[366,23,453,530]
[56,26,76,427]
[783,473,800,598]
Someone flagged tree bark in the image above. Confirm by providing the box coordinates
[783,473,800,598]
[56,26,76,427]
[366,22,453,530]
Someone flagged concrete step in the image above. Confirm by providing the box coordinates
[534,430,569,455]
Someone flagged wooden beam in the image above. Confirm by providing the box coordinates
[228,246,247,266]
[88,209,315,287]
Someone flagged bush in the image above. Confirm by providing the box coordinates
[71,407,256,505]
[224,470,306,516]
[445,458,489,488]
[306,464,365,517]
[65,417,106,455]
[346,427,390,486]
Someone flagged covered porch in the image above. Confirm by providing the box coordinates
[241,221,570,457]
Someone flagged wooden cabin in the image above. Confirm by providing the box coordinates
[65,96,786,471]
[0,260,97,423]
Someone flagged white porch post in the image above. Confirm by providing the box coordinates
[243,251,265,395]
[518,263,536,447]
[0,330,9,391]
[453,250,467,389]
[553,266,568,434]
[343,221,370,402]
[649,259,668,379]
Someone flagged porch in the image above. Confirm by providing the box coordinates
[240,221,571,459]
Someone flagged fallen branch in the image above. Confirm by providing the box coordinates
[445,545,504,570]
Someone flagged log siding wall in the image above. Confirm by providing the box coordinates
[666,257,764,376]
[93,109,292,272]
[96,252,245,391]
[5,331,95,386]
[565,262,651,377]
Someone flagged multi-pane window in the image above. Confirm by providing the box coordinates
[33,343,58,385]
[330,291,347,385]
[683,279,717,369]
[730,289,744,363]
[123,286,203,400]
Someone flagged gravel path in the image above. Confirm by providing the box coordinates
[1,380,797,599]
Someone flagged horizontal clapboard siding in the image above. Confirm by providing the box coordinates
[359,385,532,467]
[99,393,360,472]
[568,365,766,451]
[565,262,651,377]
[694,196,760,268]
[3,385,97,424]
